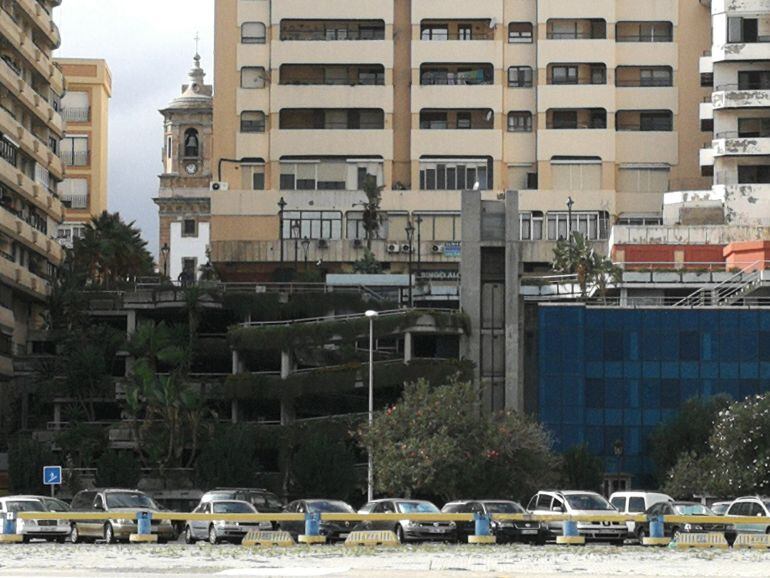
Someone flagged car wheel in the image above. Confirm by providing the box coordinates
[208,525,219,545]
[185,526,196,544]
[55,536,67,544]
[395,525,405,544]
[637,527,647,542]
[104,523,116,545]
[21,535,30,544]
[71,524,80,544]
[610,538,625,547]
[535,534,547,546]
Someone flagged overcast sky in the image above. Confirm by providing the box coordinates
[55,1,215,256]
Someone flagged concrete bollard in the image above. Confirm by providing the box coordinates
[129,511,158,543]
[556,519,585,545]
[643,515,671,546]
[0,513,22,544]
[468,512,496,544]
[298,512,326,544]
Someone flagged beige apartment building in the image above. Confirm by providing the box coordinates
[0,0,65,410]
[54,58,111,247]
[210,0,712,280]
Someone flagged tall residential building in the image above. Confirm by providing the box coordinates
[0,1,65,427]
[54,58,111,246]
[154,55,213,282]
[210,0,712,281]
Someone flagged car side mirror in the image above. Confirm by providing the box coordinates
[552,506,564,513]
[758,513,764,517]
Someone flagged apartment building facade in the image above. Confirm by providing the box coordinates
[0,0,65,429]
[210,0,712,280]
[54,57,111,247]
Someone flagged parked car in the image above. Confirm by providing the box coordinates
[609,491,673,537]
[636,501,726,541]
[442,500,547,544]
[199,488,283,513]
[185,500,271,545]
[724,496,770,535]
[17,495,71,513]
[0,496,70,543]
[710,501,732,516]
[358,499,456,543]
[527,490,627,544]
[280,499,357,542]
[69,489,177,544]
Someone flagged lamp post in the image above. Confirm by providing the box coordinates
[160,243,170,279]
[365,309,379,502]
[415,215,423,284]
[566,196,574,241]
[301,236,310,271]
[405,220,415,307]
[278,197,287,265]
[291,221,301,273]
[613,439,625,493]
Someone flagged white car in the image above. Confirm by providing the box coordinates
[609,491,673,537]
[527,490,627,544]
[0,496,71,543]
[185,500,271,544]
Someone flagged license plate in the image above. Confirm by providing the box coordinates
[339,533,350,539]
[520,530,538,535]
[430,527,448,533]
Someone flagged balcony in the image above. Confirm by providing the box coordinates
[278,109,385,130]
[712,89,770,110]
[615,21,673,43]
[713,137,770,157]
[545,19,607,40]
[269,85,392,113]
[0,249,51,299]
[15,0,61,48]
[0,57,64,137]
[411,129,502,160]
[61,150,90,167]
[270,129,393,158]
[61,107,90,123]
[546,108,607,130]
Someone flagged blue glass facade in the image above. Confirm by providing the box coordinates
[538,305,770,482]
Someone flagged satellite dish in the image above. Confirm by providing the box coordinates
[489,18,497,29]
[473,181,481,191]
[485,110,493,122]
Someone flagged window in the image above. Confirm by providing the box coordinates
[551,158,602,191]
[183,129,199,157]
[640,68,672,87]
[738,118,770,138]
[616,21,673,42]
[241,22,266,44]
[60,135,89,166]
[241,164,266,190]
[546,212,607,240]
[456,112,471,129]
[419,159,490,191]
[640,111,673,131]
[628,498,646,513]
[182,258,197,275]
[617,167,670,193]
[551,65,578,85]
[508,66,533,88]
[738,71,770,90]
[738,165,770,184]
[420,112,447,129]
[182,219,197,238]
[508,22,533,43]
[520,211,544,240]
[458,25,472,40]
[507,112,532,132]
[552,110,577,129]
[166,136,172,159]
[240,111,266,133]
[241,67,266,89]
[413,213,461,241]
[60,91,90,122]
[59,178,88,209]
[421,25,448,40]
[283,211,342,240]
[728,17,764,43]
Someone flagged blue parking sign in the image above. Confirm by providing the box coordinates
[43,466,62,486]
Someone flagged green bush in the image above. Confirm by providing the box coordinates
[8,435,55,494]
[292,433,358,501]
[194,424,261,489]
[560,444,604,492]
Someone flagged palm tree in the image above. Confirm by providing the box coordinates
[552,232,596,298]
[591,252,623,303]
[360,175,384,251]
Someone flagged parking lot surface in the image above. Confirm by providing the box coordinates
[0,542,768,577]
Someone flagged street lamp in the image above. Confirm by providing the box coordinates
[291,221,301,273]
[566,196,574,241]
[278,197,287,265]
[365,309,379,502]
[301,236,310,271]
[613,439,625,493]
[160,243,170,279]
[405,220,415,307]
[415,215,423,284]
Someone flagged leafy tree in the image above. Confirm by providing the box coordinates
[358,378,558,502]
[648,395,731,484]
[359,175,384,250]
[194,424,261,489]
[55,423,107,469]
[560,444,603,492]
[95,451,142,488]
[292,433,357,501]
[662,451,723,499]
[352,249,382,274]
[72,211,154,288]
[8,435,54,494]
[552,232,596,298]
[591,252,623,302]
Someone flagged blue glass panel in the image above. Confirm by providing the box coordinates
[563,405,584,425]
[661,362,679,378]
[739,380,759,399]
[605,409,623,425]
[701,362,718,378]
[586,408,604,425]
[760,312,770,331]
[586,362,604,378]
[702,333,712,361]
[681,379,701,402]
[625,427,641,455]
[643,409,661,426]
[605,362,623,378]
[627,332,639,361]
[680,362,699,378]
[642,381,660,408]
[740,363,759,379]
[605,379,624,409]
[586,427,604,453]
[641,331,661,359]
[626,380,640,408]
[660,331,678,361]
[720,363,739,378]
[624,362,641,378]
[679,311,698,330]
[624,408,642,426]
[761,363,770,379]
[642,362,660,378]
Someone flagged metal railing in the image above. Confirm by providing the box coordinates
[674,261,764,307]
[61,107,90,123]
[240,308,456,328]
[280,30,385,41]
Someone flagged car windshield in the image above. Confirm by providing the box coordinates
[307,501,354,513]
[213,502,254,514]
[674,504,712,516]
[6,500,44,512]
[565,494,613,511]
[484,502,524,514]
[712,503,729,515]
[44,499,69,512]
[247,493,283,510]
[397,502,439,514]
[204,492,234,501]
[105,493,157,509]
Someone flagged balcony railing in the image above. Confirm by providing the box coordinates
[546,32,605,40]
[616,34,673,42]
[615,79,673,87]
[62,107,90,123]
[0,137,18,167]
[61,150,90,166]
[62,192,88,210]
[420,71,493,85]
[420,32,493,41]
[280,30,385,41]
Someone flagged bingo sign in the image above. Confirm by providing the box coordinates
[443,242,461,259]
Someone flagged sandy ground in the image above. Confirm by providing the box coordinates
[0,542,768,577]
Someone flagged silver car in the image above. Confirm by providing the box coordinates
[185,500,271,544]
[0,496,70,543]
[527,490,628,544]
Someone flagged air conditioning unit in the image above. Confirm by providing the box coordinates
[431,244,444,254]
[401,244,413,254]
[317,239,328,249]
[387,243,401,254]
[352,239,363,248]
[210,181,229,192]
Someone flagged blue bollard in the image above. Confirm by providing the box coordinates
[2,512,16,535]
[650,515,665,539]
[136,511,152,536]
[563,520,579,539]
[474,512,491,537]
[304,512,320,537]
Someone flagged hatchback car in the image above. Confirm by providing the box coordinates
[185,500,271,544]
[527,490,627,544]
[0,496,70,543]
[442,500,547,544]
[199,488,283,513]
[609,491,673,537]
[724,496,770,535]
[280,499,357,542]
[358,499,456,543]
[636,501,726,541]
[69,489,176,544]
[710,501,732,516]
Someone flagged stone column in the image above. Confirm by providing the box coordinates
[403,331,413,363]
